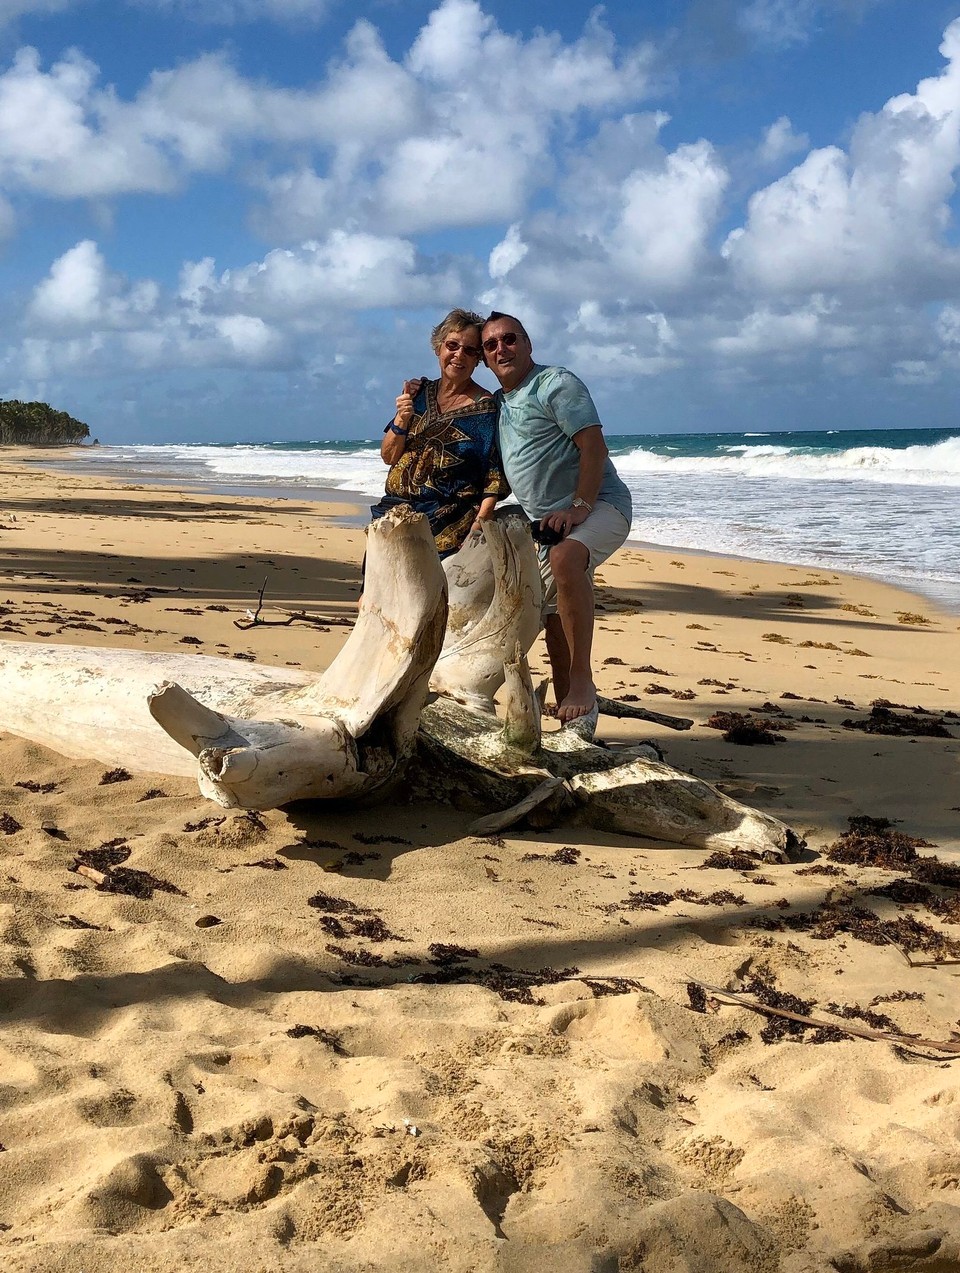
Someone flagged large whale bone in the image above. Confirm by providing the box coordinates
[417,640,801,860]
[417,664,802,860]
[430,508,542,713]
[0,499,801,855]
[0,505,447,809]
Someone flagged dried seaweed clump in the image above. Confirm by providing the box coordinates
[412,960,581,1004]
[912,857,960,888]
[620,890,674,910]
[286,1025,348,1055]
[706,712,786,745]
[72,842,183,899]
[521,846,581,865]
[307,890,403,942]
[99,767,133,785]
[675,888,747,907]
[429,943,480,964]
[842,705,953,738]
[825,817,960,889]
[826,816,928,869]
[700,849,761,872]
[686,982,708,1013]
[584,977,649,997]
[757,901,960,962]
[742,976,813,1043]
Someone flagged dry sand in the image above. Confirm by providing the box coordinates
[1,454,960,1272]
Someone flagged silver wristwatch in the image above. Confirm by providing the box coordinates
[571,497,593,512]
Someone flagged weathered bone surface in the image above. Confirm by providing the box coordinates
[415,692,801,859]
[430,510,542,713]
[0,501,801,855]
[0,506,447,809]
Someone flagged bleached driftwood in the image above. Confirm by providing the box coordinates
[416,687,800,859]
[0,501,801,856]
[0,506,446,808]
[430,510,542,713]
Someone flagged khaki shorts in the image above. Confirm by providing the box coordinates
[538,500,630,618]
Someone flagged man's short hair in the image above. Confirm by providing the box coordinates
[482,311,530,342]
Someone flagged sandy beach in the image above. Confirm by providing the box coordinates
[2,452,960,1273]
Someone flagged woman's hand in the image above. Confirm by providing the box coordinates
[394,390,415,430]
[381,378,421,464]
[470,498,498,540]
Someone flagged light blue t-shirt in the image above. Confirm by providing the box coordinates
[496,365,632,521]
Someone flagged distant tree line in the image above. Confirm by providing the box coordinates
[0,399,91,446]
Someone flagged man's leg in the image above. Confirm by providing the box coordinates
[546,538,596,723]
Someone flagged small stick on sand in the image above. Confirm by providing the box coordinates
[694,980,960,1057]
[234,578,355,630]
[75,864,108,885]
[879,931,915,967]
[878,932,960,969]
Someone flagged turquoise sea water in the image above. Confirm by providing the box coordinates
[59,426,960,611]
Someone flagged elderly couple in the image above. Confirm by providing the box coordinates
[371,307,632,732]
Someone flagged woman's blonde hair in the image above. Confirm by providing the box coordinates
[430,307,484,354]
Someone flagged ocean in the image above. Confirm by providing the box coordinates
[57,425,960,613]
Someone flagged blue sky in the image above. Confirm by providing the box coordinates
[2,0,960,442]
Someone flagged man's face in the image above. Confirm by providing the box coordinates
[481,318,534,391]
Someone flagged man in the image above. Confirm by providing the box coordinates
[480,311,632,729]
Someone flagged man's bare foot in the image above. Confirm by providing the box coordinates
[556,679,597,724]
[562,702,599,740]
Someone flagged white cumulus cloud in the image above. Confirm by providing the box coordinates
[758,115,810,166]
[723,18,960,294]
[614,140,729,288]
[489,225,528,280]
[29,239,112,326]
[0,48,178,198]
[261,0,658,238]
[214,230,466,312]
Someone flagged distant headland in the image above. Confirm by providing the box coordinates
[0,400,92,447]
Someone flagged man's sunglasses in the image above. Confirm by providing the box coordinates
[443,339,482,358]
[482,332,520,353]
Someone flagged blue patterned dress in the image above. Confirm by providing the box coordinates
[370,379,509,559]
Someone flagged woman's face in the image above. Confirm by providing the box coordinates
[437,325,482,381]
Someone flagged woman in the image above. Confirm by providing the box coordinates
[370,308,508,559]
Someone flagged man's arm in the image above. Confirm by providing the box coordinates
[541,425,608,535]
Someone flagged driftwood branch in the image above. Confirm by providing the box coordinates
[0,506,803,853]
[695,981,960,1057]
[467,775,565,836]
[597,694,693,731]
[233,577,355,630]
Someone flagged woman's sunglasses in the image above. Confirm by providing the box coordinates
[481,332,520,353]
[443,339,482,358]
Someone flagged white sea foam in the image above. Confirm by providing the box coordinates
[61,433,960,611]
[617,435,960,486]
[110,433,960,491]
[114,442,387,496]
